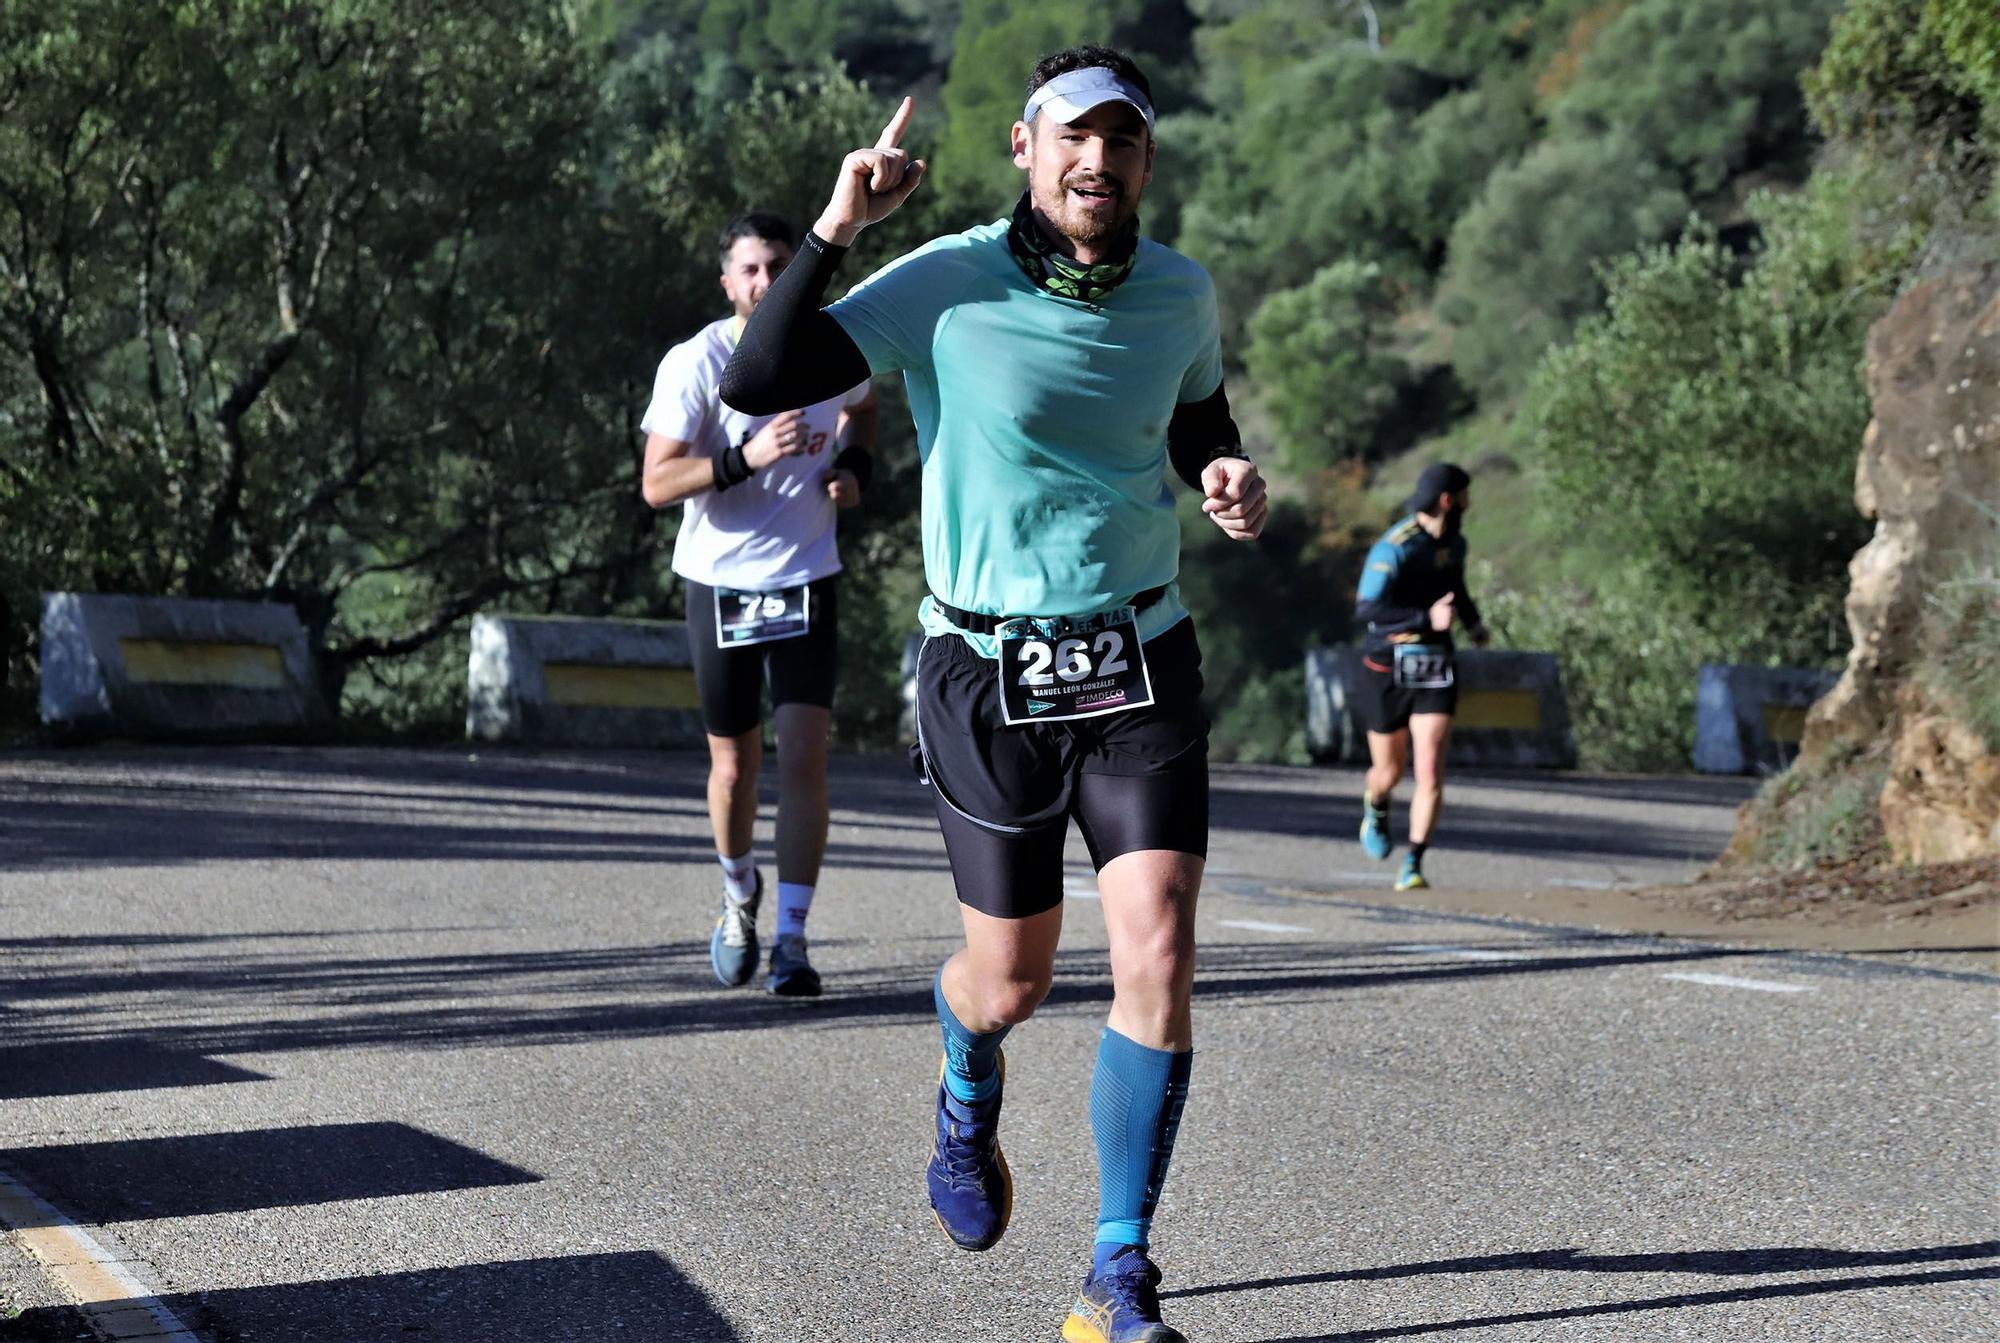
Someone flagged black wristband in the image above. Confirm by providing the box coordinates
[710,439,754,492]
[832,443,874,492]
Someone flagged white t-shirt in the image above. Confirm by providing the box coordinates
[642,316,872,590]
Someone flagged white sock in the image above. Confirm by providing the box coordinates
[776,881,814,938]
[718,851,758,903]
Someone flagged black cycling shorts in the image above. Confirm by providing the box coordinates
[1356,653,1457,735]
[685,575,839,738]
[914,616,1209,920]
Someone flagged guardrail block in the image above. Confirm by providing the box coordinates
[1693,663,1839,775]
[40,592,331,740]
[467,614,702,747]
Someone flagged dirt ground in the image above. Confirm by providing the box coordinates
[1356,857,2000,971]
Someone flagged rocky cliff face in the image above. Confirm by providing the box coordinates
[1802,264,2000,863]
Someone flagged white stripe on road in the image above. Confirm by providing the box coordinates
[1386,944,1530,962]
[0,1170,201,1342]
[1661,971,1815,995]
[1064,877,1100,901]
[1547,877,1621,890]
[1217,918,1313,935]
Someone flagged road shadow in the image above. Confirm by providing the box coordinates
[0,933,1773,1081]
[1171,1239,2000,1297]
[0,747,940,875]
[14,1251,739,1342]
[1244,1265,2000,1341]
[0,1122,539,1225]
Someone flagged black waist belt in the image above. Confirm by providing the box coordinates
[933,585,1168,636]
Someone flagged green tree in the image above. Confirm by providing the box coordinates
[1244,261,1409,472]
[1440,134,1687,396]
[1502,190,1883,766]
[1550,0,1844,195]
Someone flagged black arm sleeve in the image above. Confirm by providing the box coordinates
[1166,381,1245,491]
[1453,578,1484,633]
[718,231,873,415]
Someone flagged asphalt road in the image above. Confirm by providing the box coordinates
[0,746,1994,1342]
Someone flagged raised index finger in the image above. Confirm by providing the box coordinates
[875,96,913,150]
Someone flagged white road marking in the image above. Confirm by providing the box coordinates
[1661,971,1815,995]
[1387,943,1530,962]
[1547,877,1620,890]
[1063,877,1100,901]
[1218,918,1312,935]
[0,1170,201,1342]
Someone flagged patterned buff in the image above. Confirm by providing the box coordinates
[1006,192,1139,305]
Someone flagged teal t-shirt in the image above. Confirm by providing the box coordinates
[827,218,1225,656]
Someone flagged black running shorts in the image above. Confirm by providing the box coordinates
[1355,654,1457,735]
[684,576,840,738]
[914,616,1209,920]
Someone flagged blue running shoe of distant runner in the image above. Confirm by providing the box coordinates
[925,1054,1011,1251]
[708,874,760,987]
[1359,796,1392,861]
[1062,1246,1187,1343]
[1394,853,1428,892]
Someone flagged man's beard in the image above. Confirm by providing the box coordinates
[1034,170,1139,248]
[1441,508,1465,538]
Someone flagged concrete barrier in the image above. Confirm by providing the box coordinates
[40,592,332,740]
[1693,663,1840,775]
[467,613,704,747]
[1306,647,1576,769]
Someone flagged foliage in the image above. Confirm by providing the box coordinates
[1918,513,2000,754]
[1804,0,1990,149]
[0,1,655,728]
[1741,750,1890,869]
[1548,0,1842,196]
[1439,134,1687,396]
[1494,188,1881,768]
[1208,667,1309,764]
[1245,261,1410,472]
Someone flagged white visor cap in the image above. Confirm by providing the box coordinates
[1023,66,1156,134]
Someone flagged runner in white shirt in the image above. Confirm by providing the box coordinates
[640,212,878,997]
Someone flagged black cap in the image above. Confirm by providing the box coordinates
[1406,462,1470,516]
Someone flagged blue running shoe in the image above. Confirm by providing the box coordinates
[708,874,760,987]
[925,1054,1011,1251]
[1394,854,1428,892]
[1062,1246,1186,1343]
[1359,796,1392,861]
[766,932,821,997]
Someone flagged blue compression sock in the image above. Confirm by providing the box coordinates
[936,966,1010,1105]
[1090,1027,1192,1263]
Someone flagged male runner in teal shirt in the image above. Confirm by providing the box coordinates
[720,45,1265,1343]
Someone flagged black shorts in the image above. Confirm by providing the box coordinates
[685,576,839,738]
[1356,654,1458,735]
[914,616,1209,920]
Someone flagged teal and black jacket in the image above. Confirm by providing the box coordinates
[1354,515,1482,661]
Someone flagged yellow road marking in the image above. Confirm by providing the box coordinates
[0,1171,201,1341]
[543,662,699,710]
[119,639,287,690]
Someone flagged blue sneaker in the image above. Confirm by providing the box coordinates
[925,1054,1011,1251]
[708,875,759,987]
[1394,854,1428,892]
[1062,1247,1186,1343]
[766,932,821,997]
[1359,797,1392,860]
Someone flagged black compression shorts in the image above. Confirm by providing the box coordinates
[685,575,840,738]
[914,616,1209,919]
